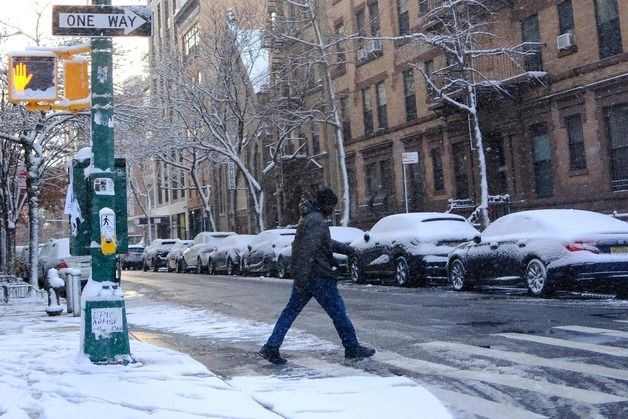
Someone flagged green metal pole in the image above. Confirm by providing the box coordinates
[81,0,131,364]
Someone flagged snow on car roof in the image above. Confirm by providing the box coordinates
[330,226,363,242]
[513,209,628,236]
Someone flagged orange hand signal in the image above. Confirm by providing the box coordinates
[13,63,33,92]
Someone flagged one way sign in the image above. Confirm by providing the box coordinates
[52,5,152,37]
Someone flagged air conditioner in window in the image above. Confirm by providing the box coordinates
[357,48,369,61]
[368,39,383,53]
[557,32,575,50]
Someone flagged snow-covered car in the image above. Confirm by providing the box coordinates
[242,228,296,277]
[349,213,479,287]
[37,238,90,291]
[448,209,628,297]
[211,234,255,275]
[166,240,193,273]
[276,226,364,279]
[121,244,145,270]
[143,239,179,272]
[182,232,235,274]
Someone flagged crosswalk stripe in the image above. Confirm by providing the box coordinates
[419,341,628,381]
[553,325,628,339]
[373,350,627,405]
[295,357,547,419]
[496,333,628,357]
[424,385,548,419]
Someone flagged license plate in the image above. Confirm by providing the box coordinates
[611,246,628,254]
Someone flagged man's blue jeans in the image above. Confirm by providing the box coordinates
[266,277,360,349]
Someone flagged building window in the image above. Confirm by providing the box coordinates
[557,0,574,34]
[452,142,470,199]
[335,23,346,73]
[398,0,409,36]
[355,9,366,51]
[311,126,320,155]
[565,114,587,171]
[183,23,199,61]
[368,1,380,36]
[419,0,428,14]
[365,157,393,214]
[424,60,435,96]
[340,96,352,142]
[376,81,388,130]
[362,87,373,136]
[605,104,628,191]
[403,69,417,121]
[431,148,444,191]
[594,0,623,59]
[521,14,543,71]
[531,123,553,198]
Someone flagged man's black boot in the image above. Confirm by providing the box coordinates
[345,345,376,359]
[258,345,287,364]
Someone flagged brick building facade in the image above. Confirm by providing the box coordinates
[266,0,628,229]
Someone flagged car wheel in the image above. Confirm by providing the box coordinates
[196,258,203,274]
[152,259,158,272]
[176,259,182,273]
[450,259,471,291]
[227,258,235,276]
[526,258,552,297]
[393,257,411,287]
[262,259,273,276]
[208,260,215,275]
[349,256,364,284]
[277,257,286,279]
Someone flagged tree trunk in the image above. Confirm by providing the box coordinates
[24,143,41,287]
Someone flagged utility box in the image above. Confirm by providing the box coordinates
[70,158,92,256]
[70,156,128,256]
[114,158,128,254]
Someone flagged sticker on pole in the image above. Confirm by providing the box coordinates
[94,177,114,195]
[91,307,123,337]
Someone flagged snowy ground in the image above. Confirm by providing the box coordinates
[0,292,451,419]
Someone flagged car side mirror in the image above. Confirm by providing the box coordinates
[364,232,370,242]
[247,245,252,251]
[473,235,481,244]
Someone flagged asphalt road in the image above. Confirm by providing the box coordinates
[121,270,628,419]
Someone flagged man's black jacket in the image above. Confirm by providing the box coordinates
[291,201,354,291]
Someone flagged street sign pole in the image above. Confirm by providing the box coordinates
[81,0,131,363]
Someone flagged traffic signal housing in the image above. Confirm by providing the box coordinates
[8,52,58,103]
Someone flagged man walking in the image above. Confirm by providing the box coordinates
[259,187,375,364]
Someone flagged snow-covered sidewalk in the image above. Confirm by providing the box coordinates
[0,295,451,419]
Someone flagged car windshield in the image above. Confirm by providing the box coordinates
[128,248,144,253]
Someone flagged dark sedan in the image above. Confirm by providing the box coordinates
[447,209,628,297]
[349,213,479,287]
[277,226,364,279]
[143,239,179,272]
[242,229,296,276]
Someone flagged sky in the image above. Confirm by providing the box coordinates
[0,289,452,419]
[0,0,149,80]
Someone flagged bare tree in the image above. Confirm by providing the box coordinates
[149,4,270,232]
[264,0,356,226]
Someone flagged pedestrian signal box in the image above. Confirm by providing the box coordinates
[64,58,89,101]
[8,52,58,103]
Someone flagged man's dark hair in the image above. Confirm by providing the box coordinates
[315,187,337,216]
